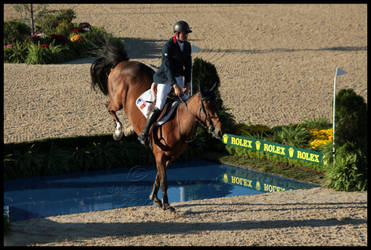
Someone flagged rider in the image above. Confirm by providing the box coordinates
[138,20,193,146]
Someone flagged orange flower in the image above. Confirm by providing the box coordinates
[70,35,82,42]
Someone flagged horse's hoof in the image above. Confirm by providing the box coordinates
[124,126,135,136]
[153,200,162,208]
[113,134,123,141]
[167,206,176,213]
[113,130,123,141]
[163,204,175,213]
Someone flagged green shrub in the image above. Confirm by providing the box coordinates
[232,123,272,139]
[272,125,311,148]
[192,57,220,93]
[301,117,332,130]
[192,57,236,143]
[44,143,73,175]
[9,144,45,178]
[48,42,69,63]
[57,26,111,61]
[36,9,76,35]
[57,9,76,24]
[4,20,31,45]
[335,88,367,151]
[35,14,59,35]
[323,142,367,191]
[4,40,32,63]
[320,88,368,192]
[82,26,112,53]
[70,36,90,56]
[4,48,13,62]
[55,21,74,37]
[25,42,54,64]
[191,57,222,115]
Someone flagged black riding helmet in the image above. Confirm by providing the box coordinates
[173,20,192,33]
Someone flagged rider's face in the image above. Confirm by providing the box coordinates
[177,32,189,42]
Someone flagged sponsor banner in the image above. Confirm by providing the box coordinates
[222,172,318,193]
[222,133,323,165]
[223,173,288,193]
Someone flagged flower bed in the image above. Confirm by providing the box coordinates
[4,12,111,64]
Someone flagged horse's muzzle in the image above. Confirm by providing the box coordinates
[215,129,223,139]
[209,126,222,139]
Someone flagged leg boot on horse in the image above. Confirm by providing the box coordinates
[149,174,162,208]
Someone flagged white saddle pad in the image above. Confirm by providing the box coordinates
[135,88,180,126]
[136,89,154,118]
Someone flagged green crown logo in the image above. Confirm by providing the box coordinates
[223,134,228,144]
[256,181,261,190]
[289,147,294,158]
[255,140,261,150]
[223,173,228,183]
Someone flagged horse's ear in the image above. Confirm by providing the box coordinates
[209,82,218,93]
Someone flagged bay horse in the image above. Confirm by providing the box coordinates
[90,38,222,212]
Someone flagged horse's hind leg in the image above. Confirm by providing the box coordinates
[149,173,162,208]
[107,101,123,141]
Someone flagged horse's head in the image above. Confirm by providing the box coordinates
[198,83,223,139]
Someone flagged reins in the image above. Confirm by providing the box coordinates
[177,96,208,130]
[176,94,221,140]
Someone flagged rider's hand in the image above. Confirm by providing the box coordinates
[173,83,182,97]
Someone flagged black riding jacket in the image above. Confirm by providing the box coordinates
[153,36,192,85]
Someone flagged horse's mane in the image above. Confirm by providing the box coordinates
[90,38,129,95]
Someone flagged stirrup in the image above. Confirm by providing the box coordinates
[138,133,148,146]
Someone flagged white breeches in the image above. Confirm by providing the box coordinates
[154,76,189,110]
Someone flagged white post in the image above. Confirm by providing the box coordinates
[190,54,193,96]
[179,186,185,202]
[332,71,337,163]
[333,67,346,164]
[190,45,200,96]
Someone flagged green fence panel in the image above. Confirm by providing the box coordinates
[222,133,323,165]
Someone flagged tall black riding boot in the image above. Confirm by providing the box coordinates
[138,107,161,146]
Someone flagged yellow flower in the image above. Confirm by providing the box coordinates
[308,128,333,149]
[70,35,82,42]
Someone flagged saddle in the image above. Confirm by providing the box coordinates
[135,83,180,126]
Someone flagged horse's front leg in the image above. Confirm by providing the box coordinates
[157,164,175,212]
[149,173,162,208]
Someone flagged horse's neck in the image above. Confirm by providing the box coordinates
[178,93,201,138]
[185,93,201,116]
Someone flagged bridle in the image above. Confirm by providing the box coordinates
[198,93,221,134]
[177,90,221,136]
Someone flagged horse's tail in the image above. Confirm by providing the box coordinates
[90,37,129,95]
